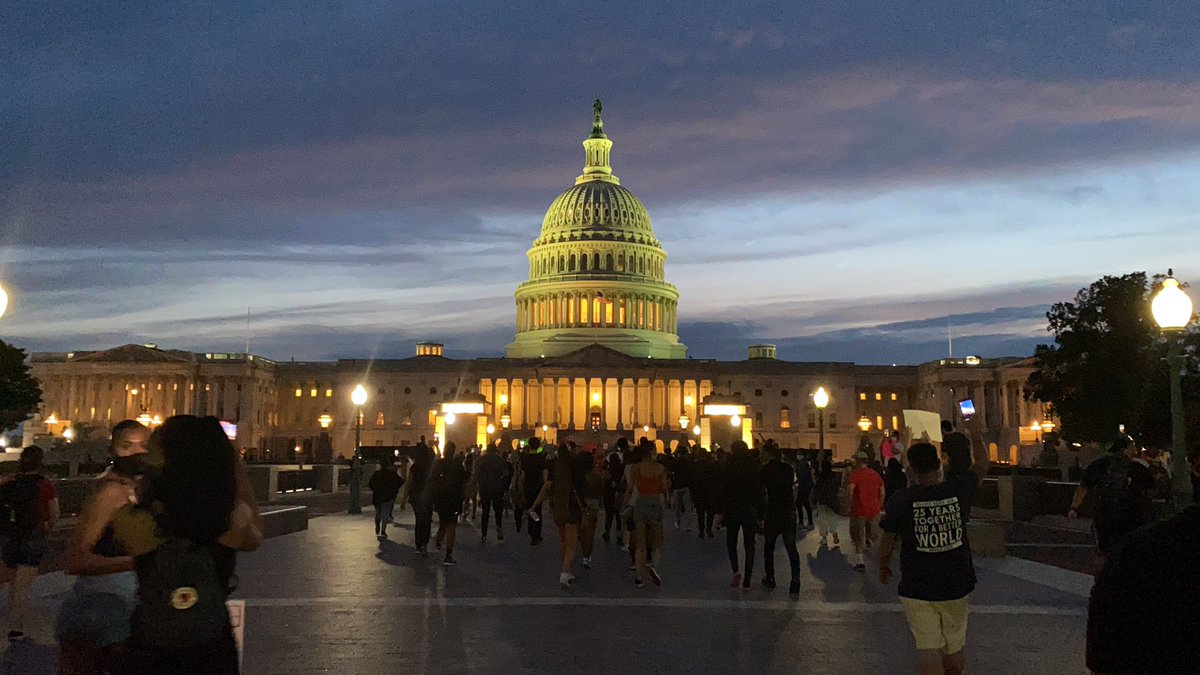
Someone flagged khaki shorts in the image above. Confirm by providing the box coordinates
[849,514,879,547]
[900,596,970,653]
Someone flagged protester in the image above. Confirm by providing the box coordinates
[57,421,148,673]
[112,415,261,675]
[401,440,437,555]
[760,443,801,594]
[719,440,762,590]
[812,450,841,547]
[368,459,404,541]
[692,448,721,538]
[884,457,907,505]
[530,442,585,588]
[601,449,626,546]
[1067,436,1155,561]
[794,453,814,530]
[577,448,605,569]
[520,438,548,546]
[625,441,668,588]
[1085,502,1200,674]
[671,446,694,530]
[879,442,976,675]
[848,450,886,572]
[432,442,468,566]
[0,445,59,643]
[474,440,509,543]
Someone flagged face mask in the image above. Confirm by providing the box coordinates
[112,454,148,478]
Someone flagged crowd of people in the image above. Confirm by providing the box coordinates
[365,424,981,674]
[0,417,263,674]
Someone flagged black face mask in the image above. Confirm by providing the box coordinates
[111,454,148,478]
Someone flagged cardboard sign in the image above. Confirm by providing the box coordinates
[227,599,245,670]
[902,409,943,443]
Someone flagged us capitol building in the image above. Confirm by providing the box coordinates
[28,102,1049,462]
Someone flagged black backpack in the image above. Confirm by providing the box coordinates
[132,537,233,650]
[1095,456,1132,507]
[0,474,43,541]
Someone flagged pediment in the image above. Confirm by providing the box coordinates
[538,343,648,368]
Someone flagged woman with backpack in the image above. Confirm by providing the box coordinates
[112,415,262,675]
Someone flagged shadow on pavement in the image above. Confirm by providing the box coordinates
[374,539,406,566]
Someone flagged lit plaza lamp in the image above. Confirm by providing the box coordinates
[0,283,9,319]
[814,386,830,451]
[678,413,689,430]
[348,384,368,515]
[857,416,872,433]
[1151,270,1194,509]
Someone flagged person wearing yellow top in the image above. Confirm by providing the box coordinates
[111,415,262,675]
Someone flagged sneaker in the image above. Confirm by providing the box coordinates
[417,545,429,555]
[628,563,637,572]
[443,554,457,566]
[481,535,487,544]
[741,581,752,591]
[853,563,866,572]
[582,557,593,569]
[819,536,828,547]
[730,572,742,589]
[648,567,662,587]
[497,532,504,542]
[634,577,645,588]
[6,631,26,642]
[559,572,573,589]
[789,580,801,595]
[761,577,776,590]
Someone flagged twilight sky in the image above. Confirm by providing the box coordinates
[3,2,1200,363]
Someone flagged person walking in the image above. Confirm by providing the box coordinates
[671,446,695,530]
[529,442,585,589]
[601,450,625,546]
[625,442,668,588]
[577,448,605,569]
[1068,436,1155,563]
[812,450,841,547]
[474,440,509,543]
[401,441,437,555]
[760,444,801,594]
[368,460,404,541]
[795,454,815,530]
[0,446,59,642]
[432,442,468,566]
[58,420,149,674]
[879,442,976,675]
[848,450,886,572]
[719,440,762,590]
[520,438,548,546]
[884,457,907,504]
[692,448,721,538]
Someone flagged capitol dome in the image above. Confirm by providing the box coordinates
[506,100,687,360]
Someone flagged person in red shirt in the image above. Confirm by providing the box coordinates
[1,445,60,641]
[847,450,885,572]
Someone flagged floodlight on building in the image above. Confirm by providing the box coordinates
[441,402,485,415]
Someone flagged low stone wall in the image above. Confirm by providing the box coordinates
[260,505,309,539]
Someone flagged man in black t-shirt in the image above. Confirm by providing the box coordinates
[1068,436,1155,560]
[368,460,404,540]
[879,442,976,675]
[760,444,801,594]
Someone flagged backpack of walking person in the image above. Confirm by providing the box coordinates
[132,537,234,650]
[1095,455,1133,509]
[0,474,43,542]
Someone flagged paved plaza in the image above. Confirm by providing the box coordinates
[7,507,1092,674]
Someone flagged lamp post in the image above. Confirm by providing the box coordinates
[0,283,9,319]
[814,386,830,452]
[1152,270,1194,510]
[348,384,368,515]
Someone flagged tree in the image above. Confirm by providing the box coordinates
[1026,273,1199,449]
[0,341,42,432]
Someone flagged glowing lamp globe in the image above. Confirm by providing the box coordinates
[0,284,8,319]
[351,384,368,406]
[692,424,701,436]
[730,414,741,427]
[857,416,872,432]
[445,413,457,425]
[813,387,830,409]
[1152,276,1193,330]
[486,423,496,435]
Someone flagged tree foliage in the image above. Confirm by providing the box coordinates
[1027,273,1199,449]
[0,341,42,433]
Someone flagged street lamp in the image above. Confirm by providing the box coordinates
[692,424,701,436]
[348,384,368,514]
[318,413,332,429]
[0,283,8,319]
[678,413,689,430]
[814,386,830,451]
[1152,270,1194,509]
[857,416,872,433]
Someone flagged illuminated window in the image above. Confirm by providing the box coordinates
[780,407,791,429]
[376,412,385,427]
[295,389,302,397]
[890,393,897,401]
[892,415,899,431]
[205,384,211,392]
[859,392,866,401]
[173,383,178,391]
[156,384,162,391]
[428,409,437,426]
[877,415,884,431]
[325,389,333,398]
[309,388,317,398]
[875,393,882,401]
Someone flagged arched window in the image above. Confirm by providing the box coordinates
[580,254,588,271]
[639,257,645,274]
[558,255,565,272]
[593,252,601,270]
[605,253,614,271]
[617,253,625,272]
[569,254,576,271]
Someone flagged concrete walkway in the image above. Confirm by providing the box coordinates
[6,507,1094,673]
